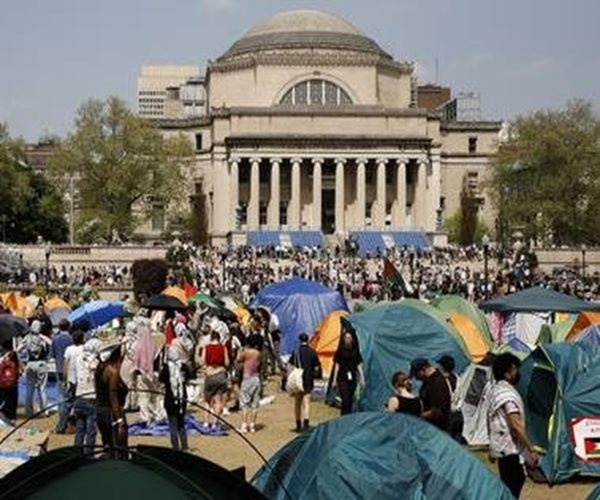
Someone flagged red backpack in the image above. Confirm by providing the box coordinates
[0,353,19,390]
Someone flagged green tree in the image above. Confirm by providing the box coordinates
[490,99,600,246]
[0,123,68,243]
[50,97,194,243]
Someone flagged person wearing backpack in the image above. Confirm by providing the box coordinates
[438,355,465,443]
[0,340,20,422]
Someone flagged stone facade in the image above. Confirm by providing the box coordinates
[154,10,501,245]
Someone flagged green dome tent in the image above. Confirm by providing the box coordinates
[431,294,493,344]
[343,300,471,411]
[252,412,512,500]
[517,343,600,483]
[0,446,265,500]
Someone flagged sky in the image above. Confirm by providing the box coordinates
[1,0,599,140]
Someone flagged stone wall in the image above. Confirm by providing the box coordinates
[12,245,167,266]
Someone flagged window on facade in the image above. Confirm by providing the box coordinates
[280,202,288,226]
[151,204,165,232]
[468,136,478,154]
[240,204,248,226]
[259,203,268,226]
[195,133,203,151]
[280,79,353,106]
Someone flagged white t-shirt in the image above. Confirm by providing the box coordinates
[63,345,83,386]
[75,348,98,398]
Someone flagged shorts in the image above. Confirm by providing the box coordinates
[240,375,261,410]
[204,371,228,400]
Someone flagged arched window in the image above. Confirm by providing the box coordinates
[280,79,352,106]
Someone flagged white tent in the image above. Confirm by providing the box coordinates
[458,363,494,447]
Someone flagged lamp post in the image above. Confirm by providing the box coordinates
[482,234,490,300]
[349,240,357,287]
[581,244,587,278]
[44,243,51,286]
[220,247,228,292]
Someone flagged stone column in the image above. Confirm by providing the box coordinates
[289,157,302,227]
[312,158,323,229]
[393,157,407,228]
[428,153,442,232]
[268,158,281,228]
[416,159,428,230]
[335,158,346,233]
[356,158,367,229]
[374,158,387,228]
[229,158,239,229]
[248,157,261,229]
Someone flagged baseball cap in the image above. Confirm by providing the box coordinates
[409,358,429,378]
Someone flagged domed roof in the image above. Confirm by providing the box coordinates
[220,9,391,60]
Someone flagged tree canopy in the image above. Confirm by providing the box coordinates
[50,97,194,243]
[490,99,600,246]
[0,123,68,243]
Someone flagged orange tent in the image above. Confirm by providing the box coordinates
[2,292,34,319]
[162,286,187,305]
[565,311,600,341]
[45,296,71,312]
[448,312,489,363]
[310,310,348,377]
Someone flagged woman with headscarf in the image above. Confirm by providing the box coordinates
[133,320,164,424]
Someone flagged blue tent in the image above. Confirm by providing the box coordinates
[480,286,600,313]
[344,300,470,411]
[517,343,600,483]
[251,278,348,354]
[575,324,600,347]
[68,300,124,330]
[252,412,512,500]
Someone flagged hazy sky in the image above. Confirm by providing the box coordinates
[1,0,599,140]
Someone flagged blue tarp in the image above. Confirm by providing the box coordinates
[129,414,227,437]
[518,343,600,483]
[251,278,348,355]
[350,231,429,256]
[68,300,124,330]
[344,300,470,411]
[246,231,323,248]
[252,412,512,500]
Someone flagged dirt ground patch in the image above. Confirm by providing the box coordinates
[13,380,597,499]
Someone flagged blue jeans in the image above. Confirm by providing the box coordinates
[73,397,97,456]
[24,361,48,418]
[55,377,74,432]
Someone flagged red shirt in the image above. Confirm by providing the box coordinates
[164,321,175,346]
[205,343,226,367]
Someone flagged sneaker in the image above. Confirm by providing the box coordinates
[239,423,248,434]
[222,408,230,416]
[249,424,256,433]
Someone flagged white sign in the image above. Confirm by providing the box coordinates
[570,417,600,462]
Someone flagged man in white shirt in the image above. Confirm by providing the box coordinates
[487,353,538,498]
[61,330,85,430]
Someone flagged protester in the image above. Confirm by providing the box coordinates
[409,358,451,431]
[0,340,20,422]
[331,330,364,416]
[18,320,51,418]
[488,353,538,498]
[201,330,230,434]
[291,333,321,432]
[63,330,85,415]
[133,320,163,424]
[159,344,190,451]
[73,338,99,456]
[52,319,73,433]
[386,371,422,415]
[438,354,464,443]
[237,335,262,434]
[95,342,128,459]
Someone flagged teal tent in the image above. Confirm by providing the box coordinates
[480,286,600,313]
[344,300,470,411]
[252,412,513,500]
[517,344,600,483]
[588,482,600,500]
[0,446,265,500]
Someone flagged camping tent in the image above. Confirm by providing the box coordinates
[0,446,265,500]
[252,412,512,500]
[537,314,577,344]
[432,295,493,344]
[458,363,494,446]
[447,312,490,363]
[517,343,600,483]
[565,312,600,342]
[251,278,348,354]
[309,310,348,376]
[480,287,600,314]
[574,324,600,347]
[343,300,470,411]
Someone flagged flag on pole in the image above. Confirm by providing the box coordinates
[383,258,413,296]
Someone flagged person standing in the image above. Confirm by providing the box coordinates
[291,333,321,432]
[95,343,128,459]
[386,371,422,415]
[237,336,262,434]
[72,338,99,456]
[488,353,538,498]
[201,330,230,434]
[0,340,20,423]
[331,331,364,415]
[409,358,451,432]
[438,354,464,443]
[159,345,190,451]
[18,320,51,419]
[132,321,163,424]
[52,319,73,433]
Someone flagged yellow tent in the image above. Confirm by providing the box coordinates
[162,286,187,305]
[310,310,348,377]
[448,312,489,363]
[45,296,71,312]
[2,292,34,319]
[565,311,600,342]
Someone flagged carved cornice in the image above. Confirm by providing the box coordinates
[151,116,212,129]
[225,134,432,150]
[211,105,428,118]
[441,121,502,132]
